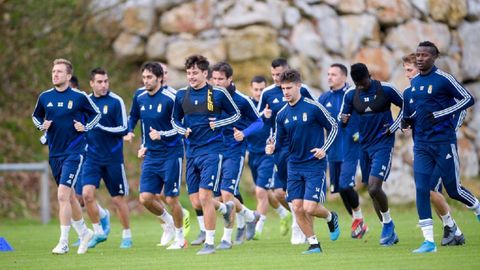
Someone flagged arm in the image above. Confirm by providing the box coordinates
[82,93,101,131]
[315,101,338,153]
[340,89,354,125]
[240,96,263,138]
[300,84,318,101]
[212,88,240,128]
[171,93,187,135]
[96,95,128,136]
[127,90,142,132]
[384,83,403,134]
[32,94,47,130]
[432,72,474,120]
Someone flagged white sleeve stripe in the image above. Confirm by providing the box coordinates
[213,87,241,128]
[433,70,471,118]
[97,93,128,133]
[272,104,288,142]
[237,91,260,117]
[301,84,317,100]
[256,84,276,111]
[304,99,337,151]
[338,88,355,121]
[456,110,467,131]
[76,90,100,130]
[171,119,186,135]
[381,82,403,133]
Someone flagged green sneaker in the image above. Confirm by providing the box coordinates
[280,212,292,236]
[182,208,191,238]
[253,231,261,240]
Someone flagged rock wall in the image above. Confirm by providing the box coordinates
[91,0,480,203]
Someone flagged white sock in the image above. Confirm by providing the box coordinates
[175,227,184,242]
[352,208,363,220]
[217,203,227,215]
[381,209,392,224]
[92,223,104,235]
[158,210,174,227]
[60,225,70,243]
[236,212,246,229]
[71,218,88,237]
[205,230,215,245]
[307,235,319,245]
[440,212,455,227]
[256,215,267,233]
[222,228,233,243]
[325,211,332,222]
[242,205,255,222]
[274,205,289,219]
[122,229,132,239]
[197,216,206,232]
[97,203,107,219]
[454,224,463,236]
[419,219,434,242]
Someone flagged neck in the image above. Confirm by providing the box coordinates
[420,66,434,75]
[192,81,207,90]
[148,86,161,96]
[288,96,301,106]
[331,83,345,91]
[55,83,69,92]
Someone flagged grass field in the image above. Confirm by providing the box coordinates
[1,201,479,270]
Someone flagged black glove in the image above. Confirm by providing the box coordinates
[401,117,413,129]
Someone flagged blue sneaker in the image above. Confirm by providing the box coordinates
[327,212,340,241]
[100,209,111,236]
[71,238,80,247]
[88,233,108,248]
[302,244,322,255]
[412,241,437,253]
[120,238,132,249]
[380,221,399,246]
[246,211,259,241]
[197,243,215,255]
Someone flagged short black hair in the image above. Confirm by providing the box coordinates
[279,69,301,84]
[350,63,370,82]
[418,41,440,56]
[211,61,233,78]
[271,58,289,69]
[185,54,209,71]
[89,67,107,81]
[70,75,79,88]
[330,63,348,76]
[141,62,164,78]
[250,75,267,85]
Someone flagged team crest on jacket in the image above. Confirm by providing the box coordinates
[427,85,432,94]
[103,105,108,114]
[157,104,162,113]
[302,112,307,122]
[67,100,73,109]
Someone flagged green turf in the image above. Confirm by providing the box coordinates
[0,203,479,270]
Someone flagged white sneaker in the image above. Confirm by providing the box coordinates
[157,224,175,246]
[52,241,69,255]
[166,239,188,250]
[290,226,307,245]
[77,229,94,254]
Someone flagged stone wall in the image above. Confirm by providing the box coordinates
[91,0,480,203]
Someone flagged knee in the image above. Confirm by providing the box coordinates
[303,204,316,216]
[368,185,380,198]
[274,189,286,201]
[199,192,212,207]
[82,191,95,204]
[256,188,267,200]
[139,193,154,207]
[165,196,178,207]
[292,202,305,216]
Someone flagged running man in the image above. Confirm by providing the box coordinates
[404,41,480,253]
[81,67,132,249]
[266,69,340,254]
[341,63,403,246]
[171,55,240,255]
[32,59,99,254]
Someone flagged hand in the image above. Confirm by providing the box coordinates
[233,127,245,141]
[123,132,135,142]
[42,120,52,131]
[381,123,392,136]
[263,104,272,119]
[401,118,413,130]
[73,120,85,132]
[310,148,326,159]
[341,113,351,124]
[149,127,161,140]
[137,146,147,158]
[265,137,275,155]
[185,128,192,138]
